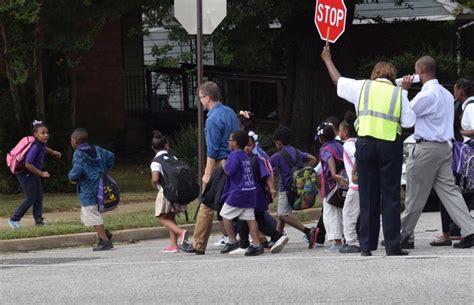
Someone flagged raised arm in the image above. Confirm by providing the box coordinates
[321,45,341,86]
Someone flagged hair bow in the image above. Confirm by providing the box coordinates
[32,120,43,127]
[239,110,251,119]
[248,131,258,142]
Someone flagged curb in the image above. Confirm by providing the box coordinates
[0,208,321,253]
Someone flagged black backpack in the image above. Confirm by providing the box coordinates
[154,154,199,205]
[278,149,303,205]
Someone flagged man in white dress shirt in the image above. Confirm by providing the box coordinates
[400,56,474,249]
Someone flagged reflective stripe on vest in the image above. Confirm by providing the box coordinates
[356,80,402,141]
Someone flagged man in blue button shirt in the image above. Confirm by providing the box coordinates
[185,81,239,255]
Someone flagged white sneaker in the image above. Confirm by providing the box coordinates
[213,235,228,248]
[270,235,289,254]
[229,247,246,255]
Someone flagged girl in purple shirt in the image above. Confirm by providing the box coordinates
[219,130,264,256]
[317,122,346,252]
[8,121,61,228]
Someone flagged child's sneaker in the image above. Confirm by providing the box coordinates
[245,244,264,256]
[270,235,289,254]
[162,245,179,253]
[7,219,21,229]
[221,242,239,254]
[213,235,228,248]
[229,247,247,255]
[325,244,343,253]
[178,230,188,246]
[93,239,114,251]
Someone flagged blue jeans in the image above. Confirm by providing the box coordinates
[11,171,43,224]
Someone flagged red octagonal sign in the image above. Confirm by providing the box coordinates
[314,0,347,44]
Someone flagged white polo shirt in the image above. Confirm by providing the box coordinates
[337,77,415,128]
[461,96,474,130]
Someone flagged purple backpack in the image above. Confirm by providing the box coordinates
[452,140,474,193]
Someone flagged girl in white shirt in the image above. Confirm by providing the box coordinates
[338,112,361,253]
[150,131,187,253]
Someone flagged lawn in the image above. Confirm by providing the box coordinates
[0,203,199,240]
[0,163,156,217]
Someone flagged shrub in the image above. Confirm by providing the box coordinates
[168,124,199,172]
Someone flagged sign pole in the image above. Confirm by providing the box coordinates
[196,0,205,219]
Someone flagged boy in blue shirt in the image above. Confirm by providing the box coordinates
[220,130,264,256]
[68,128,115,251]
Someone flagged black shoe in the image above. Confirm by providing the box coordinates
[195,250,205,255]
[105,229,113,241]
[401,241,415,249]
[221,242,239,254]
[361,251,372,256]
[386,248,409,256]
[429,239,452,247]
[181,242,197,253]
[93,239,113,251]
[453,234,474,248]
[381,239,414,249]
[339,245,361,254]
[245,244,264,256]
[262,241,271,249]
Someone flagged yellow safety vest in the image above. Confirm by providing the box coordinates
[356,80,402,141]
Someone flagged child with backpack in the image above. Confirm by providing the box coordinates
[150,131,189,253]
[219,130,265,256]
[270,126,318,248]
[68,128,115,251]
[7,120,62,229]
[233,132,289,254]
[338,112,361,254]
[316,122,346,253]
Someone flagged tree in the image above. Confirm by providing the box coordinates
[0,0,148,130]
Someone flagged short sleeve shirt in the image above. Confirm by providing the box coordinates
[270,145,309,192]
[25,141,46,170]
[221,150,257,208]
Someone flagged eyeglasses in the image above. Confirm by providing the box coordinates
[199,95,207,99]
[228,139,236,142]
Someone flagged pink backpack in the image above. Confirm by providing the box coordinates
[6,136,36,174]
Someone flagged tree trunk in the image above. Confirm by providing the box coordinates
[70,68,78,127]
[33,14,46,120]
[280,1,356,151]
[0,23,25,129]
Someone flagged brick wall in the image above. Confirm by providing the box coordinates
[74,21,125,140]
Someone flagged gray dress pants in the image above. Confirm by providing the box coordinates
[401,141,474,242]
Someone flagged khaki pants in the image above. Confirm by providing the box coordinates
[192,204,215,252]
[192,160,226,252]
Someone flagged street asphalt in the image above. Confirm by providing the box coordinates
[0,212,473,304]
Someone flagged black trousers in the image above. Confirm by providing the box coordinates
[356,136,403,253]
[440,193,473,235]
[238,211,281,248]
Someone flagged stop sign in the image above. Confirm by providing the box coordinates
[314,0,347,43]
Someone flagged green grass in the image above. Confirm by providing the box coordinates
[0,163,156,217]
[0,203,199,240]
[0,191,157,218]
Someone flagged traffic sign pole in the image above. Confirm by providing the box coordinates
[196,0,205,220]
